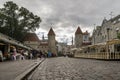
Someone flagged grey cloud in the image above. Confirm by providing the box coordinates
[1,0,120,44]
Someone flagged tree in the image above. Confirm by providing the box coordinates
[0,1,41,41]
[117,32,120,39]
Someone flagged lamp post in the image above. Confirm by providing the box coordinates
[107,28,110,59]
[107,28,110,41]
[93,32,95,45]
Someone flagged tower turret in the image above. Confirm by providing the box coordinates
[48,28,57,56]
[75,26,83,48]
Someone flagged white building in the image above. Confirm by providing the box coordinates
[92,15,120,53]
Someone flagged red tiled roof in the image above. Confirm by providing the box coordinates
[75,26,82,35]
[40,43,48,46]
[23,33,40,41]
[83,30,89,35]
[82,42,91,46]
[48,28,55,36]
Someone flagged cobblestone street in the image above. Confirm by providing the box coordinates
[28,57,120,80]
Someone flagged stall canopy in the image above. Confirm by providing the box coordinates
[71,48,77,51]
[0,43,5,45]
[0,32,31,50]
[107,39,120,45]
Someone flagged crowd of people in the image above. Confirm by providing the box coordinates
[9,47,57,61]
[10,48,27,61]
[36,50,57,58]
[0,45,59,62]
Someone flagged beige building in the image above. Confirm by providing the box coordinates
[75,27,83,48]
[23,33,40,50]
[75,26,91,48]
[23,28,58,55]
[48,28,57,55]
[39,38,48,53]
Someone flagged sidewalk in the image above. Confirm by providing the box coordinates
[0,58,44,80]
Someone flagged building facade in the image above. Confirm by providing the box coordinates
[75,26,91,48]
[39,38,48,53]
[23,33,40,51]
[92,15,120,53]
[75,27,83,48]
[48,28,57,55]
[92,17,120,44]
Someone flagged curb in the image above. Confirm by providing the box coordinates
[14,58,45,80]
[73,57,120,61]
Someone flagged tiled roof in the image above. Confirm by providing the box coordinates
[23,33,40,42]
[82,42,91,46]
[75,26,82,35]
[48,28,55,36]
[40,43,48,46]
[83,30,89,35]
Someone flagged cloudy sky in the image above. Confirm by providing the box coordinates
[0,0,120,44]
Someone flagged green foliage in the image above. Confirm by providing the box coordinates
[0,1,41,41]
[117,32,120,39]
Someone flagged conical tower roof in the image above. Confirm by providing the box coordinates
[48,28,55,36]
[75,26,82,35]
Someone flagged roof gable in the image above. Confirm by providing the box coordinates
[23,33,40,42]
[83,30,89,35]
[75,26,82,35]
[48,28,55,36]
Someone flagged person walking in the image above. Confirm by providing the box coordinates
[12,48,17,61]
[20,49,25,60]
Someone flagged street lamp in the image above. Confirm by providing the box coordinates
[107,28,110,59]
[107,28,110,41]
[93,32,95,45]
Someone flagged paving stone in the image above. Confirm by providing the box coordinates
[28,57,120,80]
[0,60,37,80]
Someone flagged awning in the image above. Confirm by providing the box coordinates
[0,33,31,50]
[107,39,120,45]
[71,48,77,51]
[77,48,83,51]
[0,43,5,45]
[88,42,106,48]
[95,42,106,46]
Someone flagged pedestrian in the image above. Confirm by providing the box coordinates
[48,51,52,57]
[30,53,33,59]
[12,48,17,61]
[39,51,42,58]
[20,49,25,60]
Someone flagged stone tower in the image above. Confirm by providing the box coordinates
[75,26,83,48]
[48,28,57,56]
